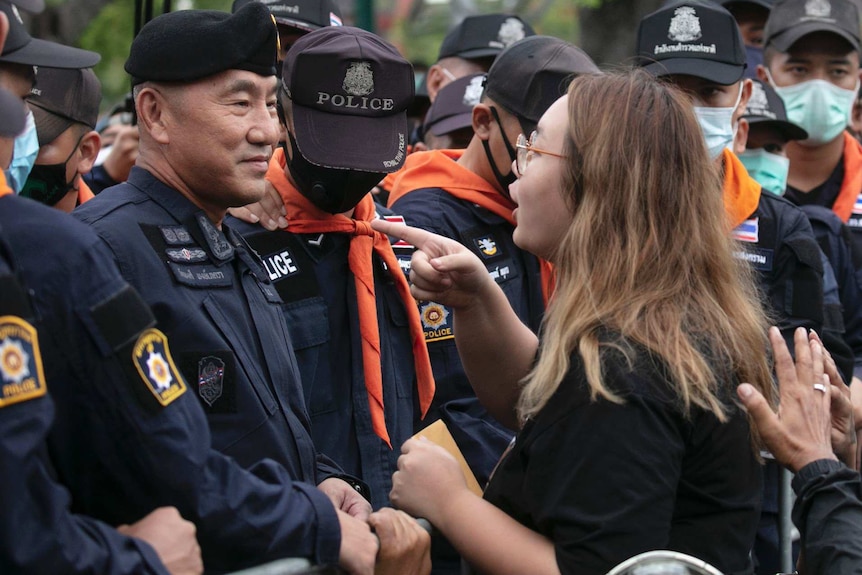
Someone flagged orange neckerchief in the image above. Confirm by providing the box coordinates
[830,132,862,223]
[388,149,556,301]
[267,149,435,448]
[721,148,762,228]
[0,172,11,198]
[77,178,95,205]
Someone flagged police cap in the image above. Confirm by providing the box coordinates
[483,36,599,132]
[125,2,278,85]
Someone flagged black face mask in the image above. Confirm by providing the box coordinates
[284,131,384,214]
[481,106,519,199]
[19,136,82,206]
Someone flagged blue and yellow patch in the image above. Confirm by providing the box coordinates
[132,328,186,407]
[0,316,46,408]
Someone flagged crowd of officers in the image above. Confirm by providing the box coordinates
[3,0,862,573]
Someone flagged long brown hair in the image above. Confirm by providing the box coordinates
[518,70,774,433]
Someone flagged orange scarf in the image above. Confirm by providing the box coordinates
[721,148,762,228]
[0,172,12,198]
[830,132,862,223]
[388,149,556,300]
[77,178,95,205]
[267,149,435,448]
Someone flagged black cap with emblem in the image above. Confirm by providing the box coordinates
[743,78,808,140]
[231,0,342,32]
[423,73,485,137]
[637,0,746,85]
[125,2,278,86]
[764,0,860,53]
[437,14,535,61]
[0,1,100,69]
[282,26,414,173]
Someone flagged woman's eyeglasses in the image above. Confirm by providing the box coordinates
[515,131,568,175]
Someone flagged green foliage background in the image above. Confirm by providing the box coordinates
[76,0,590,109]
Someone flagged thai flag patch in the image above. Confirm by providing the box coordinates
[853,194,862,215]
[381,215,413,248]
[732,217,759,243]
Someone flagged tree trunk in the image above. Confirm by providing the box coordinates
[578,0,665,68]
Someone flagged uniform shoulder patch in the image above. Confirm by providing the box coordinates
[132,328,186,407]
[0,315,46,407]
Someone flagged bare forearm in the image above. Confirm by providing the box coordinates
[453,282,539,429]
[435,490,559,575]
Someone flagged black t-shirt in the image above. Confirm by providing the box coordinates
[482,341,761,575]
[784,159,844,209]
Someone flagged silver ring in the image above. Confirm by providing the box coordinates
[813,383,827,393]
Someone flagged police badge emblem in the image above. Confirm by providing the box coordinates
[343,62,375,97]
[668,6,702,42]
[421,302,449,329]
[197,356,225,407]
[420,301,453,342]
[747,83,772,118]
[132,328,186,407]
[496,17,526,48]
[474,236,498,258]
[463,76,485,107]
[0,316,46,408]
[805,0,831,18]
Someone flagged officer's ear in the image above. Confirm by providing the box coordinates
[734,117,749,155]
[425,64,449,102]
[75,130,101,175]
[135,86,170,145]
[733,79,753,123]
[472,103,493,141]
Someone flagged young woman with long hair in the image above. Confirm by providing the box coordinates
[372,69,775,575]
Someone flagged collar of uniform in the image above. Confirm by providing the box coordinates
[126,168,237,264]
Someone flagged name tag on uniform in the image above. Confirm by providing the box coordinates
[169,263,233,288]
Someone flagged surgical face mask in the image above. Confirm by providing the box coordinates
[5,109,38,193]
[19,133,84,206]
[284,132,383,214]
[738,148,790,195]
[693,84,743,160]
[768,70,859,146]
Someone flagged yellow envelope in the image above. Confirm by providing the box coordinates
[414,419,483,496]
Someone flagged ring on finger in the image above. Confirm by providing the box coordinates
[813,383,827,393]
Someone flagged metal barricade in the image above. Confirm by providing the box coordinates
[227,559,340,575]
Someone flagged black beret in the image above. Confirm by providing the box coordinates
[125,2,278,85]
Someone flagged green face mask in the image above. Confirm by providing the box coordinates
[739,148,789,196]
[768,72,858,146]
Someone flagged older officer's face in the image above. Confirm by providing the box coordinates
[159,69,280,216]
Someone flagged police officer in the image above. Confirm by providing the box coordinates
[636,2,837,572]
[741,79,862,383]
[0,0,100,193]
[387,36,600,484]
[20,67,102,211]
[234,26,434,511]
[70,4,433,573]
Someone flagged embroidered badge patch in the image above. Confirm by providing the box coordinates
[132,328,186,407]
[420,302,454,342]
[197,356,224,407]
[160,226,193,246]
[473,235,498,258]
[0,316,46,408]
